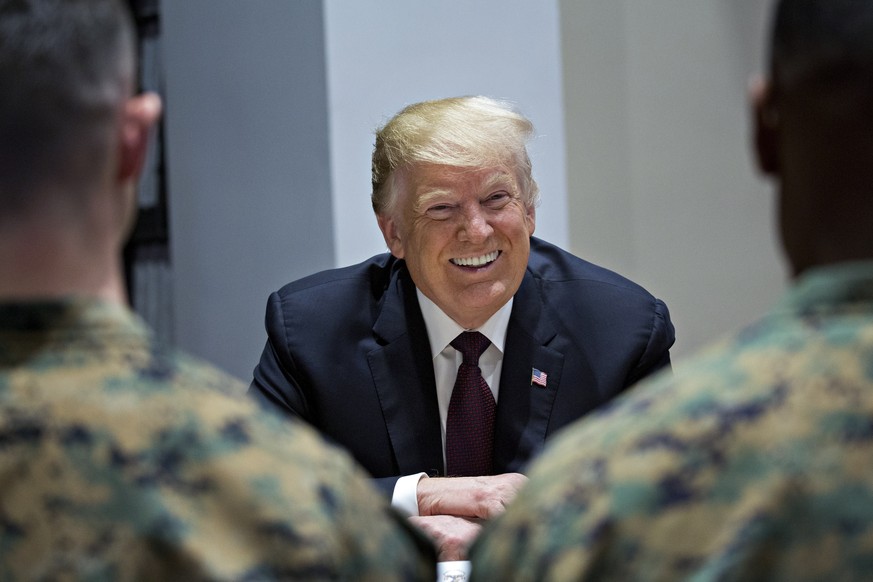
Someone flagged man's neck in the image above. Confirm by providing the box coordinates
[0,223,127,305]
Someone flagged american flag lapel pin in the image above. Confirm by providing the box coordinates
[531,368,548,388]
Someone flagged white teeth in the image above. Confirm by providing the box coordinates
[451,251,499,267]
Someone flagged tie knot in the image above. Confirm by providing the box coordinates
[451,331,490,366]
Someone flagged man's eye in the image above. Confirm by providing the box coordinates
[426,205,454,219]
[484,192,510,207]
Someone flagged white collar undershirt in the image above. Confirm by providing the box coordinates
[415,289,513,458]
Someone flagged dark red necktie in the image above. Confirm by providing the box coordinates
[445,331,496,476]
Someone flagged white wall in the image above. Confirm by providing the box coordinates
[323,0,569,266]
[561,0,786,359]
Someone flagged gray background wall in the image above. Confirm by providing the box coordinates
[162,1,334,380]
[160,0,785,380]
[561,0,785,360]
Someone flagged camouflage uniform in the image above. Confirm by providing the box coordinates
[470,262,873,581]
[0,298,435,581]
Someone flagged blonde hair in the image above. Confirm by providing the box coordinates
[371,96,540,215]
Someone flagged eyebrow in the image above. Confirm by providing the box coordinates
[413,171,518,213]
[480,171,516,193]
[414,188,456,213]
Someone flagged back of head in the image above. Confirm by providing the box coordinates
[765,0,873,274]
[0,0,135,219]
[371,96,540,215]
[770,0,873,120]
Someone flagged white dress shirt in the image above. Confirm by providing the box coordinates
[392,291,513,515]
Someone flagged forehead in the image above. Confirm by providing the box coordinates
[402,164,517,200]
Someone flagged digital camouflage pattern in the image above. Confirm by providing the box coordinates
[0,298,435,581]
[470,262,873,581]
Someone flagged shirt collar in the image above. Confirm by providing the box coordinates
[416,289,513,359]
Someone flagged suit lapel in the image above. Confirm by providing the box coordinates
[367,264,444,476]
[494,271,564,473]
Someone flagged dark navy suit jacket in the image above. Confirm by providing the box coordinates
[250,237,675,492]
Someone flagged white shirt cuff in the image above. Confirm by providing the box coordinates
[391,472,428,516]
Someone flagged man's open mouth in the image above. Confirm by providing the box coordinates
[450,250,499,267]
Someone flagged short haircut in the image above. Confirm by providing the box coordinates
[0,0,135,213]
[770,0,873,93]
[371,96,540,216]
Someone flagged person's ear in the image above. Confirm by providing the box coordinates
[750,75,780,176]
[118,92,162,182]
[377,212,405,259]
[524,203,536,237]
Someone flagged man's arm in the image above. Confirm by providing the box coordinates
[625,297,675,387]
[249,292,313,420]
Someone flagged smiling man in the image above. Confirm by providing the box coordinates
[379,163,534,330]
[250,96,675,561]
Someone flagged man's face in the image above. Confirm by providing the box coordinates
[378,163,536,329]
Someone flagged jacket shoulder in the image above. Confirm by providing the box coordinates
[528,237,653,298]
[275,252,398,300]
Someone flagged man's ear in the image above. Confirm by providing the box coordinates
[750,75,780,176]
[118,92,162,182]
[525,203,536,237]
[376,212,405,259]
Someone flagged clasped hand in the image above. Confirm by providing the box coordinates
[408,473,527,561]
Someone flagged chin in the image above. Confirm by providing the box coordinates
[459,295,509,318]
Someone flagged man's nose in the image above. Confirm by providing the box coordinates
[459,206,493,242]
